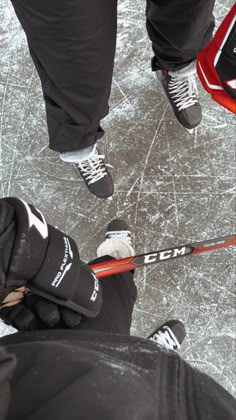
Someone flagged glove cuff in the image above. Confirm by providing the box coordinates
[5,198,49,283]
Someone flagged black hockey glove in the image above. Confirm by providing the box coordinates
[0,197,102,330]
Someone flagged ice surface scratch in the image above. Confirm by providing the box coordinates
[133,104,168,238]
[0,64,10,196]
[113,78,134,108]
[6,68,35,196]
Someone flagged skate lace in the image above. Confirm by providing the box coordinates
[168,71,198,111]
[149,326,180,350]
[77,150,108,185]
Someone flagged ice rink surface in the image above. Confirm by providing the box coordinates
[0,0,235,395]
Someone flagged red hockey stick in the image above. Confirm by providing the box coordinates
[90,234,236,278]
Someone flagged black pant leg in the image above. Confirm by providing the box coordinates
[178,356,236,419]
[10,0,117,153]
[78,256,137,335]
[146,0,215,71]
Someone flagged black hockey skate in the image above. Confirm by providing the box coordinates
[157,64,202,129]
[148,319,186,351]
[76,146,114,199]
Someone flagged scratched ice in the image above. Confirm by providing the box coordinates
[0,0,235,396]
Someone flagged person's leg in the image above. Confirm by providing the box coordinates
[78,220,137,334]
[78,256,137,334]
[10,0,117,153]
[10,0,117,197]
[146,0,215,130]
[146,0,215,71]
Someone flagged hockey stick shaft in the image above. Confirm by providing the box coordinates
[89,234,236,278]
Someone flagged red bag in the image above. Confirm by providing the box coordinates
[197,4,236,114]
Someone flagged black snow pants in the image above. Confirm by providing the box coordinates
[10,0,215,153]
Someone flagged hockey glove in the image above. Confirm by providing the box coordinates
[0,197,102,330]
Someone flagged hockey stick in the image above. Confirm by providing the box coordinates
[90,234,236,278]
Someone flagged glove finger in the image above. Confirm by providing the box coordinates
[60,307,82,328]
[0,304,42,331]
[25,294,61,327]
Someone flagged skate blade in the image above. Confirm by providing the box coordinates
[185,127,194,135]
[176,120,195,135]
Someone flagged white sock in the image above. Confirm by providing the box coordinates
[60,144,96,163]
[97,239,135,260]
[169,60,196,78]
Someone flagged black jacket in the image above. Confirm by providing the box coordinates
[0,330,235,420]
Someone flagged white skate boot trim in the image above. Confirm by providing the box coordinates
[149,326,181,350]
[106,230,132,245]
[97,239,135,259]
